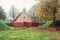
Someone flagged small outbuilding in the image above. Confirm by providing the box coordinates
[13,9,32,22]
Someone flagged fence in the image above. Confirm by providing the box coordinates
[7,22,39,27]
[6,22,60,31]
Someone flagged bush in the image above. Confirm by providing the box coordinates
[0,20,9,30]
[41,21,53,28]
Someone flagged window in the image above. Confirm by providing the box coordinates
[24,16,25,19]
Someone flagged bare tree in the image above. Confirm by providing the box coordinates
[9,5,19,20]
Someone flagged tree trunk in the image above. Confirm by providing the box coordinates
[53,13,56,27]
[53,7,57,27]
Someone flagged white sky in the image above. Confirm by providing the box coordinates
[0,0,36,13]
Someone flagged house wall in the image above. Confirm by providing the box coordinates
[14,12,32,22]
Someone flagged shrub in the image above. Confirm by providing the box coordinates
[0,20,9,30]
[41,21,53,28]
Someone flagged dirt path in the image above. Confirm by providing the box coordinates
[27,27,60,32]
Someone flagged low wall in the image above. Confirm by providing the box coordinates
[7,22,39,27]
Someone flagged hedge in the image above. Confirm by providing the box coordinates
[0,20,9,30]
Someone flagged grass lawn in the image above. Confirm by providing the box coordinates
[0,28,60,40]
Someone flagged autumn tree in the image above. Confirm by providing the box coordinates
[35,0,58,20]
[34,0,59,27]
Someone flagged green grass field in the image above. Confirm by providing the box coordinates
[0,28,60,40]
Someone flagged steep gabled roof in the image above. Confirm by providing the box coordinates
[13,10,32,21]
[13,13,22,21]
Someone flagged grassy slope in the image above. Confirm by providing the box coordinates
[0,29,60,40]
[0,20,9,30]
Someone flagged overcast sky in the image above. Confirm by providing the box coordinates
[0,0,36,13]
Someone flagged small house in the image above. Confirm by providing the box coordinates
[13,9,32,22]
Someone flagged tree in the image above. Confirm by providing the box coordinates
[35,0,58,20]
[35,0,59,26]
[0,6,6,20]
[9,5,19,20]
[28,6,35,17]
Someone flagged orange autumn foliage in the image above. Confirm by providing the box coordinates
[34,0,60,20]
